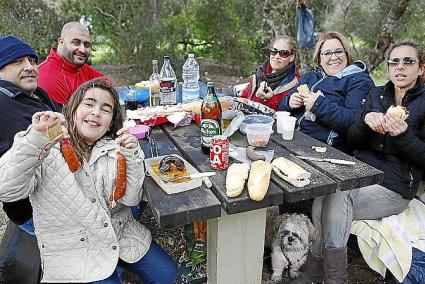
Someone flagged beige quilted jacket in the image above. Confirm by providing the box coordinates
[0,126,152,283]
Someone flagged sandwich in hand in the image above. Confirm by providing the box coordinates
[297,84,310,95]
[226,163,250,198]
[247,160,272,201]
[386,105,409,120]
[271,157,311,187]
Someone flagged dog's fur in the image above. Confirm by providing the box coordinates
[265,210,317,282]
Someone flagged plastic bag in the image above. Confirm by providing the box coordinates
[296,4,315,49]
[176,221,207,284]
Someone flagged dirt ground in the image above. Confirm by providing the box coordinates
[93,62,388,284]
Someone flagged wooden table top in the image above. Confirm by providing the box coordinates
[140,122,384,228]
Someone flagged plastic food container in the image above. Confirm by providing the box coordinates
[239,114,274,134]
[129,125,150,140]
[245,123,274,147]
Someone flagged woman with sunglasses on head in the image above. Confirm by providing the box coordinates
[239,36,300,110]
[278,31,374,152]
[301,41,425,284]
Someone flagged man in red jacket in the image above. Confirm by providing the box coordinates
[38,22,103,105]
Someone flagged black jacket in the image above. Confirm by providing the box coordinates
[347,79,425,200]
[0,79,56,223]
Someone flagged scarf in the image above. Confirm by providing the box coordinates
[255,60,295,91]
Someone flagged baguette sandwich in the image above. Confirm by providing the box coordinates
[247,160,272,201]
[226,163,250,198]
[271,157,311,187]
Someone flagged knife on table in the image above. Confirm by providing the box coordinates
[296,156,356,165]
[162,172,216,183]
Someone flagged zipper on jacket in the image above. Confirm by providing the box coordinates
[408,166,413,191]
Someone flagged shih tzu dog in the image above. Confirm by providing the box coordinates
[265,211,318,282]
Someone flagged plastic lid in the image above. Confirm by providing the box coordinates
[207,82,215,87]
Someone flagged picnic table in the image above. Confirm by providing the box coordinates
[139,122,383,284]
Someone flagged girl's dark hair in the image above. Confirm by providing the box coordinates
[387,40,425,84]
[62,77,123,162]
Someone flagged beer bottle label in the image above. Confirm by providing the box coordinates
[204,94,218,103]
[200,119,220,146]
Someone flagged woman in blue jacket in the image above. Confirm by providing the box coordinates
[278,31,374,152]
[304,41,425,284]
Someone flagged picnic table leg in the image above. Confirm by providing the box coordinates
[207,208,267,284]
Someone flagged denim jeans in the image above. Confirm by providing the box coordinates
[18,218,35,235]
[310,184,410,257]
[92,240,178,284]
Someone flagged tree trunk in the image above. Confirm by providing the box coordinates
[365,0,411,71]
[150,0,158,27]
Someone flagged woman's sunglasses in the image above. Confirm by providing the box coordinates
[387,57,418,67]
[270,48,292,58]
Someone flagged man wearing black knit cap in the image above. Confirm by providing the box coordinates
[0,35,57,283]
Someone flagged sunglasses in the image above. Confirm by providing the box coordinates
[320,49,346,59]
[270,48,292,58]
[387,57,418,67]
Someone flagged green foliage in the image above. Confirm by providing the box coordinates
[0,0,63,60]
[1,0,425,79]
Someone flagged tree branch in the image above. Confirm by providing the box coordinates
[365,0,412,71]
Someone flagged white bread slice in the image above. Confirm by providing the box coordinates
[226,163,250,198]
[247,160,272,201]
[271,157,311,187]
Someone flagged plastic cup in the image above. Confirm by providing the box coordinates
[281,116,297,140]
[275,111,290,134]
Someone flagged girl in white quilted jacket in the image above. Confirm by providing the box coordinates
[0,78,177,283]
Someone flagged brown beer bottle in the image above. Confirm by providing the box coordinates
[200,82,222,155]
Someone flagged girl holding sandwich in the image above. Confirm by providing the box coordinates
[278,32,375,153]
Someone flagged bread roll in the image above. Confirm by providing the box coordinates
[271,157,311,187]
[386,105,409,120]
[247,160,272,201]
[182,97,232,115]
[182,100,203,114]
[226,163,250,198]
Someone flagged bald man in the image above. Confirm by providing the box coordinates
[38,22,103,105]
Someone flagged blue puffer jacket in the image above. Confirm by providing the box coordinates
[278,61,374,151]
[347,80,425,200]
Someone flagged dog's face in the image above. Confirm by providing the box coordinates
[274,214,317,252]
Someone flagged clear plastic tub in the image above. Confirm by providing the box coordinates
[245,123,274,147]
[239,114,274,134]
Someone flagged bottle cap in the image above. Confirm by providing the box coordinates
[163,55,170,60]
[188,54,194,58]
[152,59,158,64]
[207,82,215,87]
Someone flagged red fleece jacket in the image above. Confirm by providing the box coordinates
[38,48,103,104]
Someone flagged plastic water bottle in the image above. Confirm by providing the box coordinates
[182,54,200,103]
[159,56,177,105]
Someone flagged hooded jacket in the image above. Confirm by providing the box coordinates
[0,127,151,282]
[38,48,103,105]
[347,80,425,200]
[278,61,374,151]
